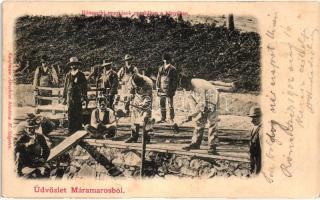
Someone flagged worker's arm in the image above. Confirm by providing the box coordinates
[117,67,124,80]
[183,100,203,123]
[129,78,136,100]
[133,67,139,74]
[90,110,99,129]
[51,66,59,86]
[183,110,201,123]
[62,73,69,102]
[80,73,88,102]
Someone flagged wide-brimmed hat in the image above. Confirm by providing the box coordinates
[67,57,82,66]
[248,106,261,117]
[123,54,134,61]
[101,59,113,67]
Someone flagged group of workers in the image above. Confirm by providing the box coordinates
[15,53,262,177]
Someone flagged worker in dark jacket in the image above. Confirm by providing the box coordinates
[33,55,58,105]
[99,60,119,108]
[63,57,88,134]
[15,120,50,178]
[248,106,262,174]
[85,95,117,139]
[156,53,178,123]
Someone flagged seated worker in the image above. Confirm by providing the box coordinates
[85,95,117,139]
[125,73,153,143]
[15,113,57,148]
[15,120,50,178]
[181,79,220,154]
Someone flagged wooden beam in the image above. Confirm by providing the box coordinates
[47,130,88,161]
[83,139,250,162]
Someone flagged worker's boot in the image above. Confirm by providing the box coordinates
[157,111,166,123]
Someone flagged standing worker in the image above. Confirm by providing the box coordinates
[100,60,119,108]
[156,53,178,123]
[33,55,58,105]
[117,54,139,116]
[248,106,262,174]
[63,57,88,134]
[181,79,220,154]
[125,73,153,143]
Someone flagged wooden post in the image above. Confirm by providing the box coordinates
[140,132,146,177]
[228,14,235,31]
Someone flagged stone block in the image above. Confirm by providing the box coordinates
[123,152,141,166]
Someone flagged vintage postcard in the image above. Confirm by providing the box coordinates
[2,1,319,198]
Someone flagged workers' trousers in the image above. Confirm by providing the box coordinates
[191,112,218,147]
[159,96,174,120]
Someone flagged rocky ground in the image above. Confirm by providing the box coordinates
[51,141,252,179]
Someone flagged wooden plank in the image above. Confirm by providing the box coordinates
[47,130,88,161]
[116,130,251,141]
[36,96,61,101]
[36,96,97,101]
[216,145,249,152]
[37,104,96,112]
[83,139,250,162]
[37,87,102,92]
[37,87,63,91]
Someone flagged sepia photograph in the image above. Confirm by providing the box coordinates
[13,13,261,179]
[2,1,319,198]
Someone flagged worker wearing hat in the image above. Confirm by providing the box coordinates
[248,105,262,174]
[156,53,178,123]
[117,54,139,116]
[99,59,119,108]
[125,73,153,143]
[33,55,58,105]
[63,57,88,134]
[15,113,56,147]
[182,79,220,154]
[15,120,50,177]
[85,95,117,139]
